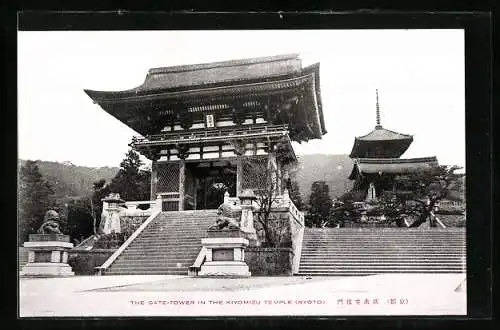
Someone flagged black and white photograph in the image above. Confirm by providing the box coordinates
[18,27,467,317]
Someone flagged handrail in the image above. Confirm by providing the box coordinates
[132,124,289,144]
[188,246,208,276]
[96,209,161,275]
[434,216,447,228]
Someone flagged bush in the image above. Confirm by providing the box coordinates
[68,249,115,275]
[93,232,127,249]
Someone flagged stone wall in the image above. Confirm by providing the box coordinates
[254,207,292,247]
[253,206,304,274]
[68,249,115,275]
[245,247,294,276]
[120,215,149,237]
[288,208,305,274]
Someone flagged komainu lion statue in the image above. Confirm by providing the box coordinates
[209,203,240,230]
[37,210,63,234]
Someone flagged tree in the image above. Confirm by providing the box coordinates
[18,160,55,243]
[242,145,293,248]
[66,198,95,243]
[307,181,333,228]
[108,149,151,201]
[402,165,464,227]
[246,156,282,247]
[365,165,465,228]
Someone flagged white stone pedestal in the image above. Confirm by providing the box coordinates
[21,235,74,277]
[199,236,251,277]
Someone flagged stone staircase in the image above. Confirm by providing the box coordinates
[297,228,466,276]
[104,210,218,275]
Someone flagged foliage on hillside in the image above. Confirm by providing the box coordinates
[18,159,119,203]
[294,154,353,200]
[18,161,57,243]
[19,154,353,205]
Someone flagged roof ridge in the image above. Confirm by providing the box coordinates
[148,54,300,75]
[355,126,413,140]
[356,156,438,164]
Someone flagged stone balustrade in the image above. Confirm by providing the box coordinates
[123,200,157,216]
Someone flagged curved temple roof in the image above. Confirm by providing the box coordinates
[349,90,413,158]
[348,156,439,180]
[349,126,414,158]
[84,54,326,141]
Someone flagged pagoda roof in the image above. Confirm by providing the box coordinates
[349,126,414,158]
[355,126,413,141]
[348,156,439,180]
[84,54,326,141]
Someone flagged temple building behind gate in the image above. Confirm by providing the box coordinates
[348,89,439,201]
[85,54,326,211]
[84,54,326,275]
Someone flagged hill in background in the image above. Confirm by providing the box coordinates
[18,160,119,202]
[294,154,353,201]
[18,154,353,203]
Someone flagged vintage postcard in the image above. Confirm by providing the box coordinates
[18,27,467,317]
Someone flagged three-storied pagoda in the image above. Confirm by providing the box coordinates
[85,54,326,211]
[348,90,439,200]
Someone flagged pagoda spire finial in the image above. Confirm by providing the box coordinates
[375,89,382,129]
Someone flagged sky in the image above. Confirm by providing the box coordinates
[18,30,465,169]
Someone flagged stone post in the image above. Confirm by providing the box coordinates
[154,192,163,212]
[150,159,158,201]
[236,155,243,197]
[239,189,258,246]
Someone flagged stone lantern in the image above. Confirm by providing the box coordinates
[100,193,125,234]
[238,189,259,246]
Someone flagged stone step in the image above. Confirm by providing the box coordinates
[300,258,464,262]
[106,210,213,275]
[108,266,188,272]
[299,266,465,270]
[303,237,465,241]
[300,249,465,253]
[112,262,194,268]
[300,261,463,266]
[300,255,465,259]
[302,245,465,248]
[299,228,466,276]
[130,242,201,246]
[296,270,464,276]
[137,235,207,240]
[304,234,466,238]
[120,247,201,258]
[106,270,186,275]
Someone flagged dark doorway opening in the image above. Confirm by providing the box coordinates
[186,161,237,210]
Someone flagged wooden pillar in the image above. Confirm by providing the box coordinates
[276,159,282,195]
[236,155,243,197]
[193,177,198,210]
[232,139,246,198]
[179,160,186,211]
[150,160,158,201]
